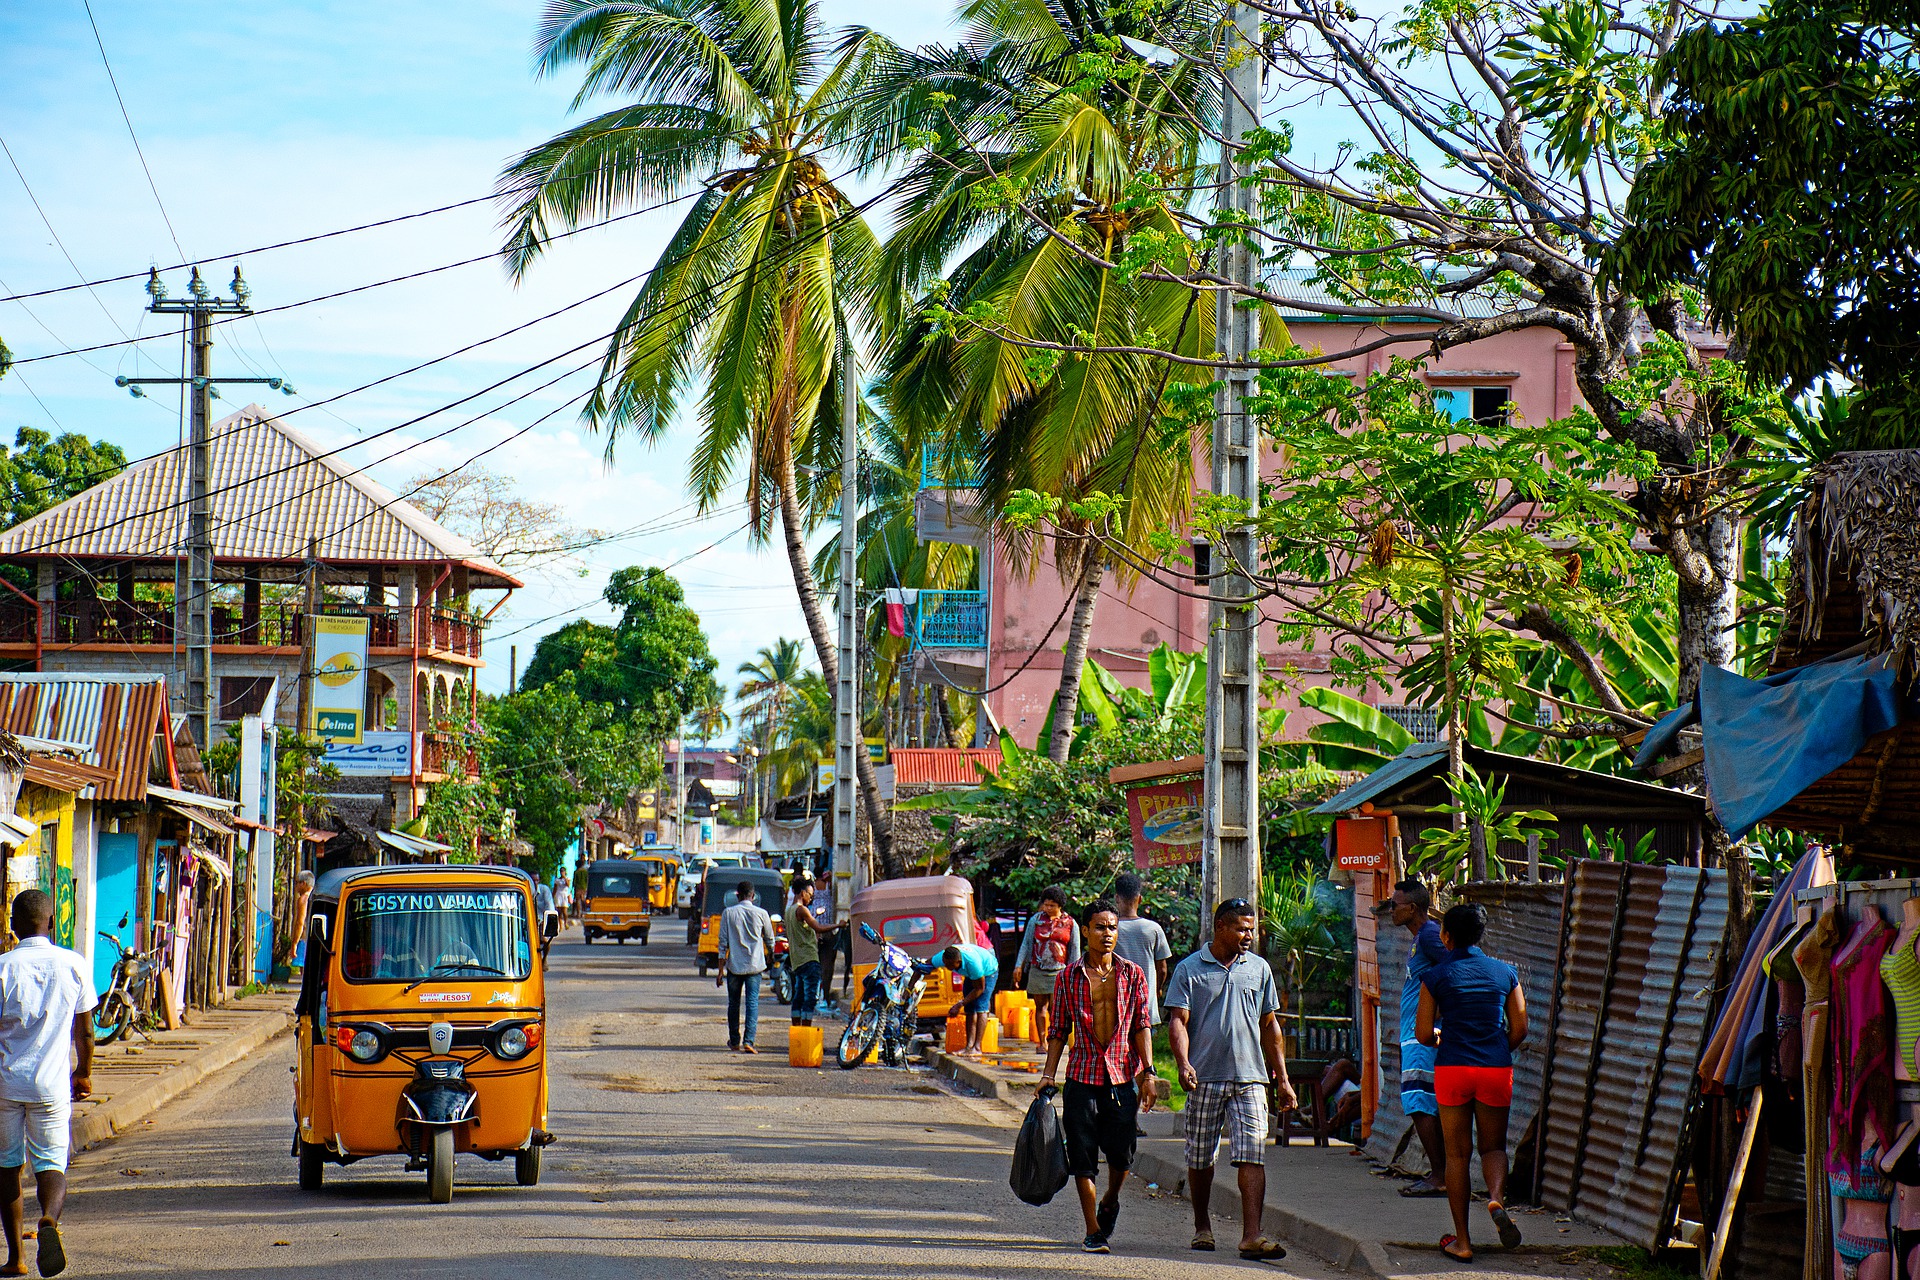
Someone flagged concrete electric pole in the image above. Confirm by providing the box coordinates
[117,266,294,748]
[833,356,859,915]
[1203,5,1264,918]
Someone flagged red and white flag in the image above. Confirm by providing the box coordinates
[883,588,919,637]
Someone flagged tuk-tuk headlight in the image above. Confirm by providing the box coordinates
[489,1020,541,1060]
[333,1025,387,1063]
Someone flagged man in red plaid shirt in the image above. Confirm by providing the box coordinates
[1040,898,1157,1253]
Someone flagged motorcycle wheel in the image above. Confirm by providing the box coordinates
[93,999,131,1046]
[837,1004,882,1070]
[427,1128,455,1204]
[772,966,792,1005]
[515,1146,541,1187]
[298,1140,326,1191]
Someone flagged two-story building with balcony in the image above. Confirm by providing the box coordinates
[911,272,1687,747]
[0,404,520,825]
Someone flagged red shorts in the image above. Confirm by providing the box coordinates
[1433,1065,1513,1108]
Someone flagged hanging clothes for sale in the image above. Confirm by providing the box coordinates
[1829,911,1895,1278]
[1798,905,1845,1280]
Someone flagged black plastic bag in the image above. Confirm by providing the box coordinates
[1010,1085,1070,1205]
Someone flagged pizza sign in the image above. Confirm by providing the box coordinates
[1125,776,1205,869]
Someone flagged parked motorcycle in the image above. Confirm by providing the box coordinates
[769,935,793,1005]
[94,918,160,1046]
[836,923,936,1069]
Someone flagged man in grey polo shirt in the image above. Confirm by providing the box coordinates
[1166,898,1296,1261]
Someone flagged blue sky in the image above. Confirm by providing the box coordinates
[0,0,959,705]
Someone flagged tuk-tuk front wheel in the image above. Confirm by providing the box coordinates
[516,1146,541,1186]
[427,1129,454,1204]
[298,1141,325,1191]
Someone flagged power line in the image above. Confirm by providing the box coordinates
[79,0,188,262]
[0,134,136,342]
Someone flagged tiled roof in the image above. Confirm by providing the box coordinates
[0,406,519,587]
[0,674,175,801]
[891,747,1004,787]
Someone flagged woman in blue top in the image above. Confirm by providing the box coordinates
[1416,903,1528,1263]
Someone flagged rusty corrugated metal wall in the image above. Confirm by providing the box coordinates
[1364,881,1564,1172]
[1534,861,1732,1249]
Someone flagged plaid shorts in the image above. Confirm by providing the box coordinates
[1183,1080,1269,1168]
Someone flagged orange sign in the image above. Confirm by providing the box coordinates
[1335,817,1389,871]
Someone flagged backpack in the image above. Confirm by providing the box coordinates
[1009,1086,1070,1206]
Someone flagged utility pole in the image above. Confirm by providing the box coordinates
[675,732,687,854]
[296,538,320,737]
[118,266,294,748]
[833,356,859,914]
[1203,6,1264,919]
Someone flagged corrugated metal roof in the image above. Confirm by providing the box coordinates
[891,747,1004,787]
[1261,266,1507,322]
[0,674,172,801]
[1534,861,1732,1249]
[0,406,519,588]
[1312,740,1707,816]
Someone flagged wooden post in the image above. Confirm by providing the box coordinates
[1526,832,1541,882]
[1703,1086,1763,1280]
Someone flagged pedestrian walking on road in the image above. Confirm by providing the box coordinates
[555,878,574,924]
[1373,878,1450,1197]
[1417,903,1528,1263]
[785,877,836,1028]
[1039,899,1156,1254]
[1166,898,1295,1262]
[1014,887,1080,1046]
[940,942,999,1057]
[1111,873,1171,1025]
[717,881,777,1054]
[0,889,96,1278]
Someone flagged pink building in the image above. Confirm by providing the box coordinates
[910,275,1612,748]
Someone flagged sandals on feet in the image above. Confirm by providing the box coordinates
[1191,1229,1216,1252]
[1440,1233,1474,1263]
[1238,1236,1287,1261]
[37,1221,65,1278]
[1488,1203,1522,1250]
[1398,1179,1447,1197]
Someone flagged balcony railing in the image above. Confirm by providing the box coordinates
[920,444,984,491]
[915,590,986,649]
[420,730,478,777]
[3,599,484,658]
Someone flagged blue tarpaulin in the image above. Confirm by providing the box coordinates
[1633,653,1901,838]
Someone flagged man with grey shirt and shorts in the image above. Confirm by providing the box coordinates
[1111,873,1171,1023]
[1166,898,1295,1262]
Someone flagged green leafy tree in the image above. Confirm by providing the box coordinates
[521,568,719,734]
[1618,0,1920,443]
[483,675,664,879]
[0,427,128,526]
[499,0,899,872]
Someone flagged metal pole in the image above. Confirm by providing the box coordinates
[834,356,859,911]
[1204,2,1263,918]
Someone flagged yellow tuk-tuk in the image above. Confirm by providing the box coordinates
[581,858,653,944]
[293,865,551,1204]
[850,875,978,1021]
[635,851,680,915]
[695,867,788,978]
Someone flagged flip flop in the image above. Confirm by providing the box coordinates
[1399,1180,1447,1197]
[1440,1233,1474,1264]
[1238,1236,1287,1261]
[1191,1229,1216,1252]
[36,1221,65,1278]
[1488,1203,1522,1249]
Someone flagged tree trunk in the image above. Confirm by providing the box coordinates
[934,686,963,748]
[1048,547,1106,765]
[771,441,898,876]
[1673,509,1741,699]
[1439,578,1487,881]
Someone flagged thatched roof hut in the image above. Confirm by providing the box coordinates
[1767,450,1920,860]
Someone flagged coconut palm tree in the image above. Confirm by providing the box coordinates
[874,0,1226,763]
[500,0,902,871]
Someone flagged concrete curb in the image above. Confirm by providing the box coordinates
[921,1046,1393,1279]
[72,1007,294,1152]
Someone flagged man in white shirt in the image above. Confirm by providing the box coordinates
[715,882,776,1054]
[0,889,96,1278]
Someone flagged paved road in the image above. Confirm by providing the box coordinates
[63,927,1366,1279]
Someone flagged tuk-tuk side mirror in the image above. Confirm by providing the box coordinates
[860,922,881,945]
[309,914,329,946]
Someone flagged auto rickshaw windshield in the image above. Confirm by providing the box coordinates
[340,888,534,983]
[589,872,642,897]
